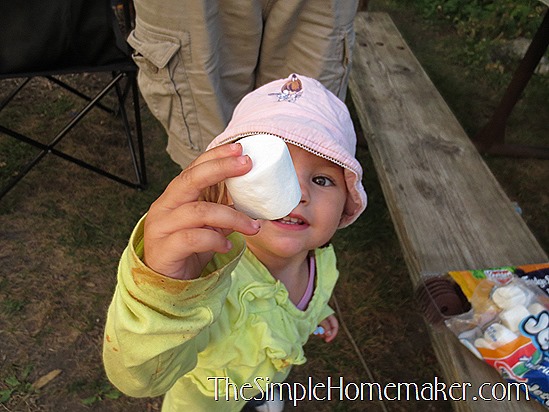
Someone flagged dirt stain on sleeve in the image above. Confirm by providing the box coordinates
[131,266,192,295]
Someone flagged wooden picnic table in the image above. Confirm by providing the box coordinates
[350,11,548,411]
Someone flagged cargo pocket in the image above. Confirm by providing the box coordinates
[128,26,199,153]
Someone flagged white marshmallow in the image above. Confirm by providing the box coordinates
[499,305,531,332]
[491,284,527,310]
[483,323,518,347]
[474,338,496,350]
[225,134,301,220]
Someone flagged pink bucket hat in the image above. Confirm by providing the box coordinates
[207,74,367,228]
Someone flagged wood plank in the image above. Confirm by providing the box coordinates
[350,12,548,412]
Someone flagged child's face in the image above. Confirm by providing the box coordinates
[245,144,347,261]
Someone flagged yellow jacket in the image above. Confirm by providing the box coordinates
[103,217,338,411]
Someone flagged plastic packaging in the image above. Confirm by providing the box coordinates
[418,263,549,408]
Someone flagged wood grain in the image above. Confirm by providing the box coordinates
[349,12,548,412]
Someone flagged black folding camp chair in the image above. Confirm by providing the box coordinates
[0,0,146,199]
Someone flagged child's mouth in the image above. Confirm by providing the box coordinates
[277,216,304,225]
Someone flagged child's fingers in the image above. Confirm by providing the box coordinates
[143,201,261,278]
[324,316,339,343]
[315,316,339,343]
[167,228,234,254]
[156,145,251,209]
[144,228,232,277]
[186,142,241,169]
[148,201,261,238]
[150,227,233,260]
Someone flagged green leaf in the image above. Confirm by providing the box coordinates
[21,365,33,380]
[81,395,99,406]
[5,376,20,387]
[0,389,14,403]
[104,388,121,400]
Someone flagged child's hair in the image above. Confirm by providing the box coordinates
[199,182,229,205]
[207,74,368,227]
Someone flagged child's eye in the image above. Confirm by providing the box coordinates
[312,176,335,187]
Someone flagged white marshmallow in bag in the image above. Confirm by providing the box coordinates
[499,305,531,332]
[491,284,529,310]
[483,323,518,347]
[225,134,301,220]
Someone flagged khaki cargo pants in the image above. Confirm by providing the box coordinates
[128,0,359,167]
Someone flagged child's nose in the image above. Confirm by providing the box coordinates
[298,179,309,204]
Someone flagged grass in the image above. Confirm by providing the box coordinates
[0,2,547,411]
[0,74,177,411]
[368,0,548,252]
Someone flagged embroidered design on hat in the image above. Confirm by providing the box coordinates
[269,74,303,102]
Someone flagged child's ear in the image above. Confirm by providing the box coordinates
[339,212,350,227]
[338,194,359,228]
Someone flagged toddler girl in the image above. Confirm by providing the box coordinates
[103,74,367,411]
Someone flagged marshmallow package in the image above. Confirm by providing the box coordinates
[440,264,549,408]
[225,134,301,220]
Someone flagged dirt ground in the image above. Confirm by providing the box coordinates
[0,75,172,411]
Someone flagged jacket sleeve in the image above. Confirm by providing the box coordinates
[102,215,245,398]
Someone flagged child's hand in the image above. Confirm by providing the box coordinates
[143,143,261,280]
[313,315,339,343]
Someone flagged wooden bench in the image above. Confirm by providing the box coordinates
[349,12,548,412]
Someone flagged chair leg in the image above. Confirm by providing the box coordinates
[0,129,49,199]
[0,72,147,199]
[0,78,31,112]
[46,75,115,115]
[130,72,147,187]
[112,71,147,189]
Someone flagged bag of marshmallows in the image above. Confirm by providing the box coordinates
[421,263,549,407]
